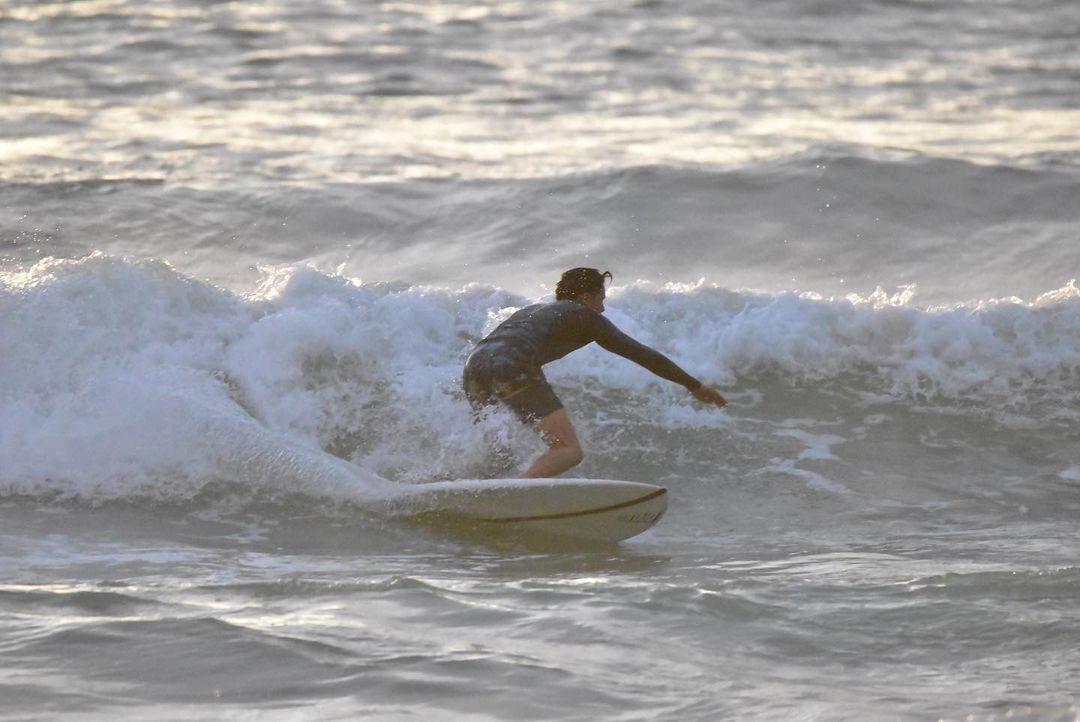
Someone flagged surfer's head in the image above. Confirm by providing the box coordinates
[556,267,611,313]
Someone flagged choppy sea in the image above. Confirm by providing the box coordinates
[2,1,1080,719]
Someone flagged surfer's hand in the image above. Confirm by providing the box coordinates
[692,385,727,408]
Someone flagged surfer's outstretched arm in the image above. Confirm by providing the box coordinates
[590,315,727,408]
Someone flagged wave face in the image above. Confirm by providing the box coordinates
[4,155,1079,309]
[3,254,1078,513]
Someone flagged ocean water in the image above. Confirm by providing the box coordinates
[2,0,1080,720]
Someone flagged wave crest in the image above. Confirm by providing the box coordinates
[3,255,1078,501]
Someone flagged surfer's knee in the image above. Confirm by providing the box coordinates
[548,432,582,464]
[565,444,584,468]
[546,435,583,469]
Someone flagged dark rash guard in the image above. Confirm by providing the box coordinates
[480,300,701,389]
[463,300,701,421]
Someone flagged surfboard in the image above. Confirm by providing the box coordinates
[394,478,667,543]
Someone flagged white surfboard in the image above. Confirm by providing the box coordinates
[393,478,667,543]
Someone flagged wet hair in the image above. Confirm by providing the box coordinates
[555,267,612,301]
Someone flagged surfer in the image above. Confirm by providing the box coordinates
[463,267,727,478]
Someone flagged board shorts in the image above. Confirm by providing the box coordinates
[462,342,563,423]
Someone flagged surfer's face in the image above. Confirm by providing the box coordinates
[581,289,605,313]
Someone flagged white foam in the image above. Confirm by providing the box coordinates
[599,279,1080,409]
[2,255,1079,502]
[766,457,850,494]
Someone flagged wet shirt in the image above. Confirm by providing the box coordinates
[475,300,702,391]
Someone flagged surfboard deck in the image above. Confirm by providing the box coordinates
[394,478,667,543]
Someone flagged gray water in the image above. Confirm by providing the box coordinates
[2,0,1080,719]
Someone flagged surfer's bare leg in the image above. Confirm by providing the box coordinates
[523,408,583,478]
